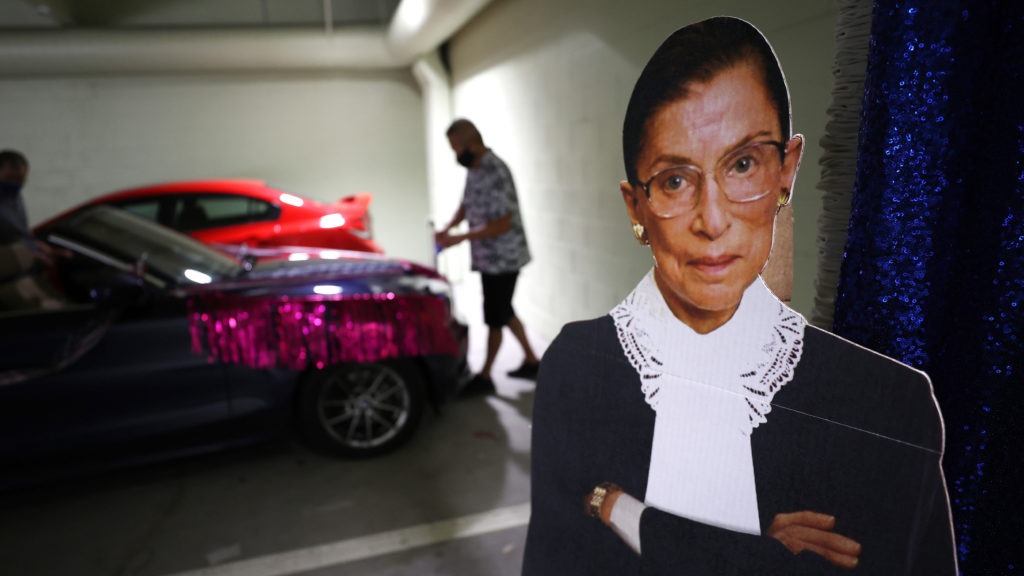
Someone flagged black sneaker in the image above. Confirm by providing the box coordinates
[507,361,540,380]
[462,374,496,396]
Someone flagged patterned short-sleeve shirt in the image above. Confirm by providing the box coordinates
[461,151,531,274]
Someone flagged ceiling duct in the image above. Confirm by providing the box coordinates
[0,0,493,76]
[0,28,397,75]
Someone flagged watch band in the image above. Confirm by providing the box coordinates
[586,482,619,519]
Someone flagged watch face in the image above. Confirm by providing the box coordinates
[588,485,608,517]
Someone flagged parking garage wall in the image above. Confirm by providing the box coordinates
[447,0,838,340]
[0,70,436,265]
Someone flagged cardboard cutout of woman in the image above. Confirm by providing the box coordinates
[522,16,956,575]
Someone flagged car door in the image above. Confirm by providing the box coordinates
[0,270,229,461]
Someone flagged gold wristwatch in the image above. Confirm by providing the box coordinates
[586,482,620,519]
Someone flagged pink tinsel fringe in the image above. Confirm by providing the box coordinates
[188,293,460,370]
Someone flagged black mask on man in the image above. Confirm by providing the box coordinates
[456,150,475,168]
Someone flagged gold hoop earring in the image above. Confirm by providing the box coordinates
[777,188,791,207]
[632,222,649,246]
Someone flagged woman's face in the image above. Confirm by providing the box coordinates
[620,62,803,333]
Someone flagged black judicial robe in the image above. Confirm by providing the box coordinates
[522,316,956,575]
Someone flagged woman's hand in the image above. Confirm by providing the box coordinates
[767,511,862,569]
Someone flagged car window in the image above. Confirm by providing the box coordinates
[42,207,241,285]
[173,194,278,232]
[114,199,161,222]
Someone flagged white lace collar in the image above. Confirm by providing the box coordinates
[611,270,806,435]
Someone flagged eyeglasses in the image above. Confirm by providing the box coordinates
[635,140,788,218]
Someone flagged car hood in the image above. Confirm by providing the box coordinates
[187,254,449,301]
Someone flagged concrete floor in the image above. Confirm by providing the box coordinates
[0,279,546,576]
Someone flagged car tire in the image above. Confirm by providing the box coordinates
[297,360,425,457]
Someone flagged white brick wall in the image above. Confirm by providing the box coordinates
[448,0,838,339]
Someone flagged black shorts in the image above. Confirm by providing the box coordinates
[481,272,519,328]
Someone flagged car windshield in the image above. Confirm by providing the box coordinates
[44,206,241,285]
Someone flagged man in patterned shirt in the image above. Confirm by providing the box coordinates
[435,119,541,392]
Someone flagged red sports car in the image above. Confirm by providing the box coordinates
[36,179,383,254]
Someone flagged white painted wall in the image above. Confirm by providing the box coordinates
[447,0,838,339]
[0,70,434,264]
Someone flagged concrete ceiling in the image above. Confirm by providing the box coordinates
[0,0,402,29]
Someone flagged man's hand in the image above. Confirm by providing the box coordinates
[434,230,463,250]
[767,511,862,569]
[34,240,56,268]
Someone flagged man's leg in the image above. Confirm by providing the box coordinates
[507,314,539,365]
[480,326,503,380]
[503,272,540,379]
[475,272,509,385]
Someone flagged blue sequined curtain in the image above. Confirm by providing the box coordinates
[834,2,1023,573]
